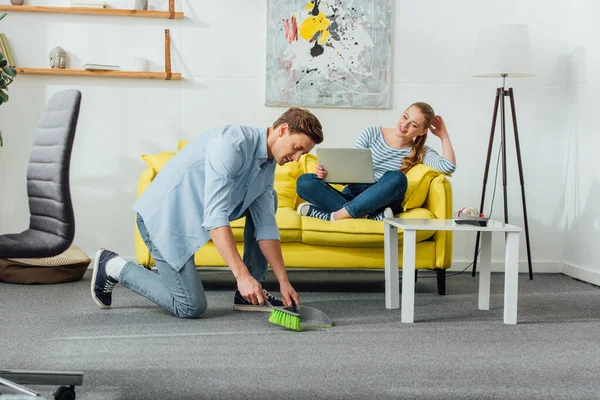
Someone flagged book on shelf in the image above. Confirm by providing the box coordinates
[82,63,120,71]
[70,0,106,8]
[0,33,15,67]
[70,4,106,8]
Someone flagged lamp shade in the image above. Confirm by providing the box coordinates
[472,24,534,78]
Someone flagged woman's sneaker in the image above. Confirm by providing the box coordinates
[297,202,332,221]
[368,207,394,221]
[233,289,284,312]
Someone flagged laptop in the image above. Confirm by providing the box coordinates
[315,148,376,184]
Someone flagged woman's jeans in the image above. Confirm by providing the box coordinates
[296,170,408,218]
[120,194,275,318]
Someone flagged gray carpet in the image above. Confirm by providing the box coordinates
[2,270,600,400]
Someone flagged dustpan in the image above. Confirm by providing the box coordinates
[284,305,333,330]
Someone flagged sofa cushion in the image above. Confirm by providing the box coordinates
[229,207,302,243]
[301,207,435,247]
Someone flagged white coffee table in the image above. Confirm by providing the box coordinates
[383,218,522,324]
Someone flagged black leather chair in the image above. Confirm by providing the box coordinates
[0,89,84,400]
[0,89,80,259]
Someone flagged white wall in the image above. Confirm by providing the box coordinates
[562,0,600,283]
[0,0,571,273]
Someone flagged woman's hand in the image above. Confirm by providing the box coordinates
[429,115,449,140]
[316,164,328,179]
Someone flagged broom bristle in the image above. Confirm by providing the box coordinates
[268,308,301,331]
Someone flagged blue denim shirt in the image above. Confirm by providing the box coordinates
[132,125,279,271]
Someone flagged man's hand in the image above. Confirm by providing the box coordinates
[237,272,265,305]
[316,164,328,179]
[279,280,300,307]
[429,115,449,139]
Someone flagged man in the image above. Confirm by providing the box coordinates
[90,108,323,318]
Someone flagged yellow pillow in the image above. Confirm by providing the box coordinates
[402,164,442,211]
[140,152,176,174]
[178,140,189,151]
[274,162,302,209]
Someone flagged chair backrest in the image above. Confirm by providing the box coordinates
[26,90,82,251]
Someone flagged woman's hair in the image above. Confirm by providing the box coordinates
[399,102,435,173]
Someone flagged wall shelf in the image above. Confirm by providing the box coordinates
[15,68,182,80]
[14,29,181,81]
[0,5,183,19]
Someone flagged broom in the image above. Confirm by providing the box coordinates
[267,299,302,331]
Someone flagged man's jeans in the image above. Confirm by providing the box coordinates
[296,170,407,218]
[120,191,276,318]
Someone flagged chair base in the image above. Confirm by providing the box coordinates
[0,370,83,398]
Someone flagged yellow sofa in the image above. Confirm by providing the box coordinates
[134,142,453,295]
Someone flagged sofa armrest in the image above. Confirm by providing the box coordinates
[134,166,156,266]
[424,174,453,269]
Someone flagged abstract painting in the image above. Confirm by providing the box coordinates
[266,0,393,109]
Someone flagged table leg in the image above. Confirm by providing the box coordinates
[504,232,520,324]
[478,231,492,310]
[384,223,399,309]
[401,230,416,323]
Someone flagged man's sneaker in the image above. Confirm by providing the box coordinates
[368,207,395,221]
[233,289,285,312]
[297,202,332,221]
[90,249,119,309]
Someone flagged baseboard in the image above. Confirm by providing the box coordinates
[107,257,564,274]
[561,262,600,287]
[447,261,563,274]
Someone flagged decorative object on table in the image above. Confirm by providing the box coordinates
[471,24,534,279]
[49,45,67,68]
[0,13,17,147]
[10,0,25,5]
[70,0,106,8]
[265,0,392,109]
[457,207,481,217]
[135,0,149,11]
[454,208,489,227]
[82,63,120,71]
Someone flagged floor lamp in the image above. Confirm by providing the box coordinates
[471,24,534,280]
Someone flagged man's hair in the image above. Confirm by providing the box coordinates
[272,107,323,144]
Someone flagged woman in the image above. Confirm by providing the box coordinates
[296,102,456,221]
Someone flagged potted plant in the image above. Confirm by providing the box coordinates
[0,12,18,147]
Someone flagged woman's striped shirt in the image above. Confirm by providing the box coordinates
[354,126,456,181]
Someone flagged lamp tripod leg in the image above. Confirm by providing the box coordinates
[473,88,502,277]
[508,88,534,280]
[501,88,510,226]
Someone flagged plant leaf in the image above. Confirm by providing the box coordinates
[2,66,16,77]
[0,13,7,22]
[0,90,9,103]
